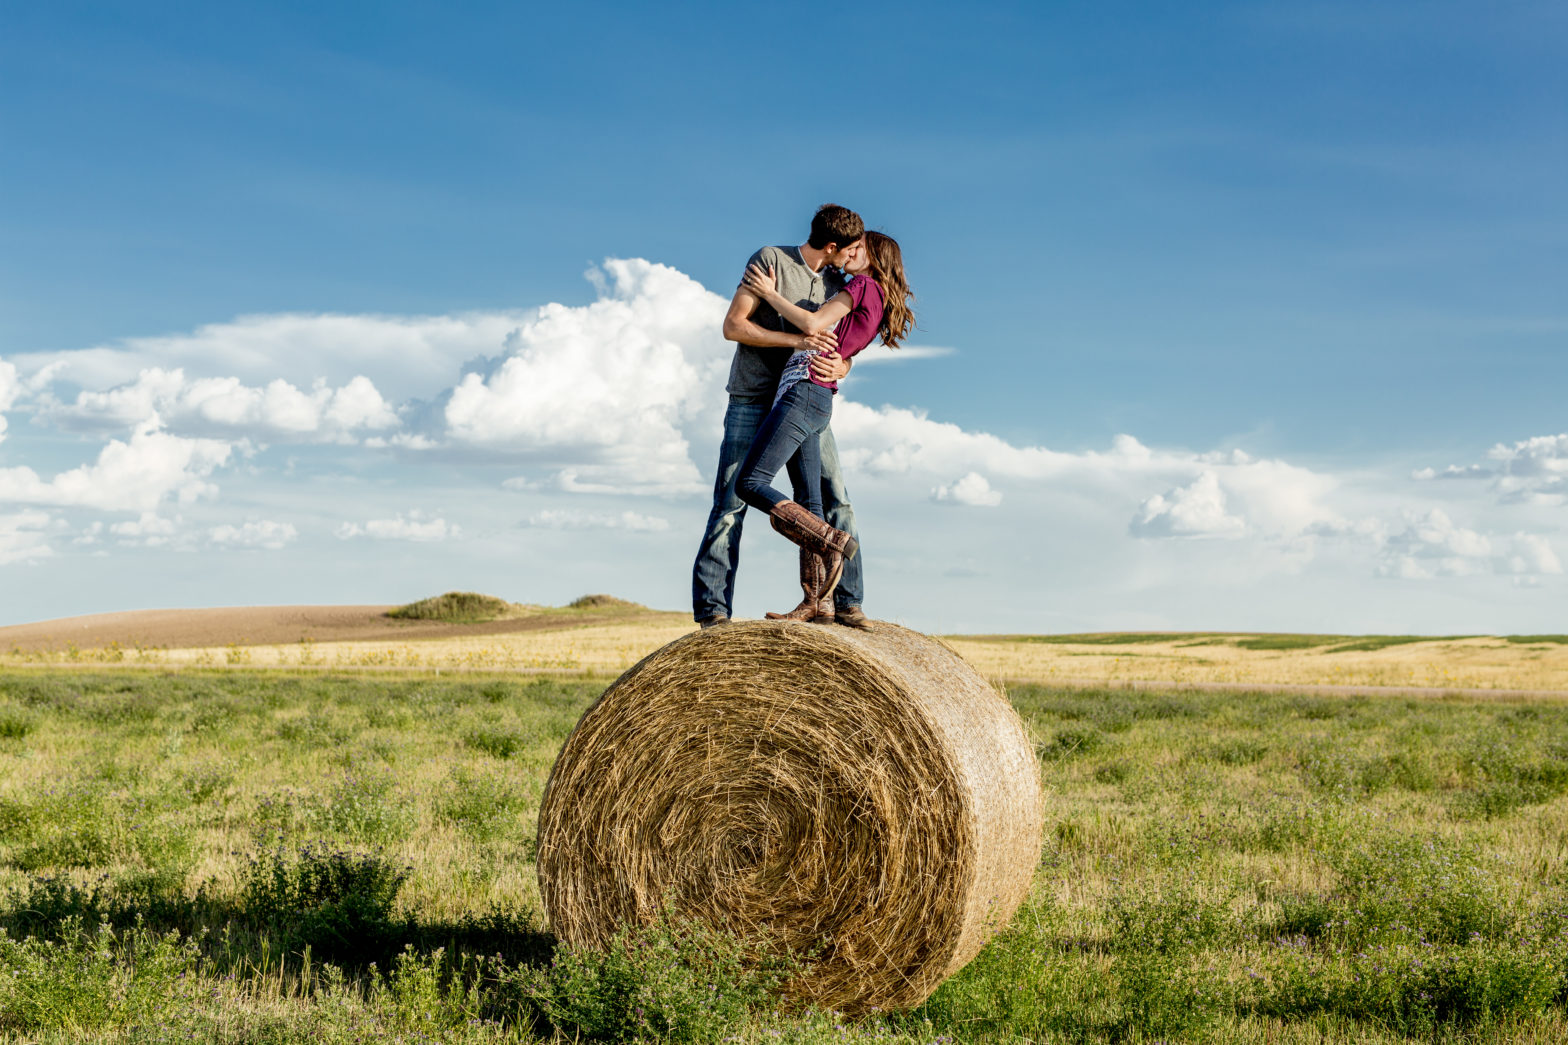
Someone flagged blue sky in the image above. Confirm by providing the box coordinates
[2,1,1565,632]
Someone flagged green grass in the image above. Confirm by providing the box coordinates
[1322,635,1475,653]
[982,632,1220,645]
[1505,635,1568,645]
[1234,634,1478,652]
[387,591,517,622]
[2,669,1568,1042]
[1233,634,1349,650]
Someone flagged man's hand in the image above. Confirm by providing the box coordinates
[808,344,853,384]
[799,330,837,354]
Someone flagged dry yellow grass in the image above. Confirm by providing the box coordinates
[5,612,1567,691]
[943,633,1568,691]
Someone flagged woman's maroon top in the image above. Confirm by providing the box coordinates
[812,275,885,391]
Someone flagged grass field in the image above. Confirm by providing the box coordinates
[3,668,1568,1042]
[8,620,1568,693]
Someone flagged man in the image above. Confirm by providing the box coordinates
[691,203,871,630]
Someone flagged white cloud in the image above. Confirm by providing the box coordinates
[0,422,233,512]
[0,510,53,566]
[853,344,956,366]
[1414,433,1568,504]
[336,512,458,542]
[14,311,532,403]
[210,520,298,550]
[1130,471,1247,538]
[523,509,670,532]
[443,259,729,494]
[110,513,181,547]
[363,432,438,450]
[1498,533,1562,577]
[46,368,398,441]
[0,360,19,443]
[7,258,1565,632]
[1376,509,1561,580]
[834,404,1340,538]
[930,472,1003,507]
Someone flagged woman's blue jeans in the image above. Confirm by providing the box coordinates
[736,381,834,518]
[691,390,863,623]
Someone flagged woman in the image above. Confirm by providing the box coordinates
[734,231,914,623]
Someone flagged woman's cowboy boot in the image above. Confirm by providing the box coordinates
[765,547,835,622]
[768,500,859,561]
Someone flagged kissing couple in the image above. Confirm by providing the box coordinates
[691,203,913,631]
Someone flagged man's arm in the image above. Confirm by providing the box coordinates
[721,286,803,349]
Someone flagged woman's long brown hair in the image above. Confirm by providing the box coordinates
[863,231,914,348]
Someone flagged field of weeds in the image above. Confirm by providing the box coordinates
[2,670,1568,1042]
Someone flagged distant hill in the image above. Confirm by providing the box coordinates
[0,593,672,652]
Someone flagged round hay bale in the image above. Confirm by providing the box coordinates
[536,619,1043,1012]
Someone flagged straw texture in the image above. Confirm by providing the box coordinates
[536,620,1043,1012]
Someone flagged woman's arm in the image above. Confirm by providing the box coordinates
[742,263,852,335]
[722,284,820,349]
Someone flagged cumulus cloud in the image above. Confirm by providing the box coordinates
[0,510,54,565]
[0,360,19,443]
[9,257,1563,627]
[13,310,532,402]
[1376,509,1562,580]
[210,520,298,550]
[1414,433,1568,504]
[109,513,181,547]
[1130,471,1247,538]
[930,472,1003,507]
[0,423,233,512]
[443,259,730,494]
[523,509,670,531]
[335,512,458,542]
[834,404,1341,539]
[45,368,398,441]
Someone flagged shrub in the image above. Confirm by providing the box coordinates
[900,904,1113,1040]
[1247,937,1563,1032]
[0,870,195,939]
[501,916,796,1043]
[1205,738,1268,765]
[1108,886,1236,954]
[237,843,410,962]
[1037,727,1105,760]
[0,919,203,1034]
[435,766,528,841]
[465,726,525,759]
[0,708,34,739]
[305,767,410,842]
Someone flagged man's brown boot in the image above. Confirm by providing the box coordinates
[768,500,858,560]
[835,605,872,630]
[765,548,835,622]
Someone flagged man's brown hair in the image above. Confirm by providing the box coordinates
[807,204,864,250]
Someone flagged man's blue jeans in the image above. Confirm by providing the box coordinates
[692,393,863,622]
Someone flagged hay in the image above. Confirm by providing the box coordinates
[536,620,1043,1012]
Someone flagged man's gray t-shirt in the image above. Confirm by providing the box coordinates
[726,245,846,397]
